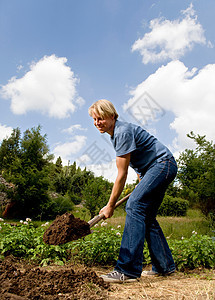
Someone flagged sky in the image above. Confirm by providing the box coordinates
[0,0,215,184]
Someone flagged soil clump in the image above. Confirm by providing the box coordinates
[43,212,91,245]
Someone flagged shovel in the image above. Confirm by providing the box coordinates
[43,193,131,245]
[88,192,131,228]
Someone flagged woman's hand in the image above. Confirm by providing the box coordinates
[99,205,115,219]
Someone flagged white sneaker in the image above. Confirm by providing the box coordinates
[142,269,175,276]
[141,270,158,276]
[100,270,137,283]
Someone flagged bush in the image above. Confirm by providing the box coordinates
[158,195,189,216]
[82,177,113,218]
[41,194,74,220]
[69,192,82,205]
[169,233,215,270]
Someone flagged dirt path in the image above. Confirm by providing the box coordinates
[95,266,215,299]
[107,273,215,299]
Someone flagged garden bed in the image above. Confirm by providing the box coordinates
[0,256,109,300]
[0,256,214,299]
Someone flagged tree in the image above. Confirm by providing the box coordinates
[165,181,181,198]
[0,126,54,220]
[51,162,94,202]
[0,128,21,174]
[55,156,63,174]
[82,176,113,218]
[177,132,215,224]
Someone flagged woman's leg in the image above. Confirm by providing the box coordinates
[115,212,146,278]
[145,218,175,274]
[115,158,177,278]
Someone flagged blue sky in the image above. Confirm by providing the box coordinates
[0,0,215,183]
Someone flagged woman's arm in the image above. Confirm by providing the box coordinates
[99,153,130,218]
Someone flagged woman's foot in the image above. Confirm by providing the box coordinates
[142,269,175,276]
[100,270,138,283]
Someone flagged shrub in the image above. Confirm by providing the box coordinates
[169,233,215,270]
[42,194,74,219]
[158,195,189,216]
[69,192,82,205]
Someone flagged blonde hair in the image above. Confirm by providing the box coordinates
[88,99,119,120]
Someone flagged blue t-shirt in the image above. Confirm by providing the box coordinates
[110,120,173,176]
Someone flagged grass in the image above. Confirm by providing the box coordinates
[78,207,213,241]
[158,211,212,240]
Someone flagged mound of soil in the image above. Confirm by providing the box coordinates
[0,257,214,300]
[43,212,91,245]
[0,256,109,300]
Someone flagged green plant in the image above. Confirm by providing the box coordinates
[71,225,122,265]
[42,194,74,220]
[0,217,214,271]
[70,225,215,270]
[28,238,68,266]
[0,126,53,220]
[82,176,113,218]
[70,224,151,266]
[0,219,69,265]
[158,195,189,216]
[69,193,82,205]
[169,233,215,271]
[177,132,215,224]
[0,220,38,257]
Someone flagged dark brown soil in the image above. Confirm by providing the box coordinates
[43,212,91,245]
[0,256,109,300]
[0,257,214,299]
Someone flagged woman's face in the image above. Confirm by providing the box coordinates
[92,112,115,135]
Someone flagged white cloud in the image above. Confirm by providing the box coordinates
[123,60,215,153]
[62,124,87,134]
[132,4,206,64]
[53,135,87,164]
[0,124,13,142]
[76,154,91,165]
[1,55,84,118]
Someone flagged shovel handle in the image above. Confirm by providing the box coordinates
[88,193,131,228]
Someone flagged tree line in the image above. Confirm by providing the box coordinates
[0,126,114,220]
[0,126,214,224]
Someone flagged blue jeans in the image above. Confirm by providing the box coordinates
[115,157,177,278]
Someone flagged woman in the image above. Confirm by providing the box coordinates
[88,99,177,283]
